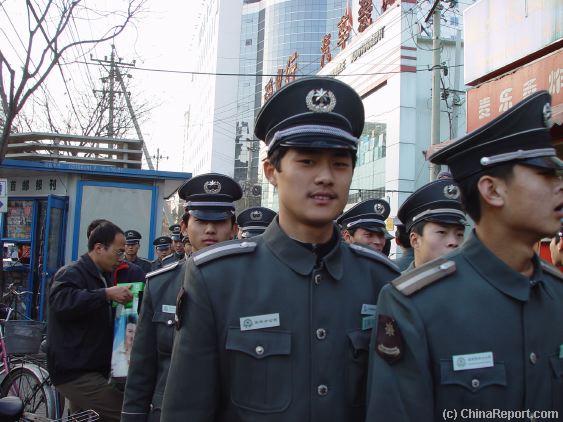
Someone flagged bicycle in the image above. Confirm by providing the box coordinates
[0,395,99,421]
[0,284,63,420]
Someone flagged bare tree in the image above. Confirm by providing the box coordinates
[0,0,144,161]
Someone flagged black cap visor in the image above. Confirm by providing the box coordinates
[189,209,234,222]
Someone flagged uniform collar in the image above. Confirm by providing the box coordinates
[262,218,343,280]
[462,230,550,302]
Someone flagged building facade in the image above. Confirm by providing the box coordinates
[184,0,243,177]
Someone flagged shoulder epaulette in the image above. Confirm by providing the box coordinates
[392,257,456,296]
[540,260,563,280]
[145,260,180,279]
[348,243,400,273]
[193,240,257,266]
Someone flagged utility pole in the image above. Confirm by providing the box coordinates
[152,148,169,170]
[451,29,462,139]
[426,0,442,181]
[91,45,155,170]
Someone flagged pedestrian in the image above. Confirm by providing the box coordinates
[392,221,414,271]
[396,178,467,272]
[549,230,563,268]
[161,77,400,421]
[181,235,192,258]
[365,90,563,420]
[121,173,240,422]
[150,237,172,271]
[236,206,276,238]
[337,198,392,253]
[47,220,133,422]
[161,224,184,266]
[123,230,152,274]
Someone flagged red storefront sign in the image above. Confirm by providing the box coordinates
[467,49,562,132]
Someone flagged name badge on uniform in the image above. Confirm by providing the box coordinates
[162,304,176,314]
[362,315,376,330]
[452,351,494,371]
[361,304,377,315]
[559,344,563,359]
[240,313,280,331]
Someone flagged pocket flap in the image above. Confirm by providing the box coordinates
[226,327,291,360]
[440,359,507,392]
[550,355,563,378]
[347,329,371,352]
[152,311,175,325]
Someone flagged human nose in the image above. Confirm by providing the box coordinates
[314,160,334,185]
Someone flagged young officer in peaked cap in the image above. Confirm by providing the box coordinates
[168,224,185,262]
[122,173,240,422]
[123,230,152,274]
[338,198,392,253]
[396,179,467,272]
[236,206,276,238]
[150,236,173,271]
[162,77,400,422]
[366,90,563,420]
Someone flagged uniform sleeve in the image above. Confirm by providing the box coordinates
[365,284,435,422]
[122,280,158,422]
[49,267,107,320]
[161,262,219,421]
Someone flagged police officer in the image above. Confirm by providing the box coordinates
[150,237,172,271]
[170,224,185,259]
[121,173,240,422]
[337,198,392,253]
[366,91,563,420]
[236,206,276,238]
[161,77,400,421]
[396,179,467,272]
[123,230,152,274]
[393,220,414,271]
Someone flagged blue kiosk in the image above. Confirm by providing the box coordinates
[0,159,190,320]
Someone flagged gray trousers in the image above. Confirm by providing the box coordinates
[56,372,123,422]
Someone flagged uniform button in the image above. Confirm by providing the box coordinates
[316,328,326,340]
[529,352,537,364]
[317,384,328,396]
[167,320,174,326]
[314,274,321,285]
[471,379,480,389]
[255,345,264,356]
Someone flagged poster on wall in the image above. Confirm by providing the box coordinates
[5,200,33,239]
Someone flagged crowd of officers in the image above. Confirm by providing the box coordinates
[47,77,562,422]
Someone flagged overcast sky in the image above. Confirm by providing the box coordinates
[1,0,202,172]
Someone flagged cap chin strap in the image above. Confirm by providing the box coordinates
[411,208,466,223]
[480,147,555,166]
[346,218,385,228]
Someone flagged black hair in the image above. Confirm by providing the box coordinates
[87,219,110,238]
[266,146,357,172]
[126,314,138,325]
[457,163,515,223]
[395,224,412,249]
[410,220,427,237]
[87,221,124,252]
[382,238,391,256]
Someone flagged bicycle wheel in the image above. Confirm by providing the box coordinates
[0,365,59,419]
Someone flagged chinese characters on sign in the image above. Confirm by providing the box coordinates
[337,10,353,50]
[467,50,562,131]
[358,0,373,33]
[264,52,299,102]
[7,176,67,196]
[320,34,332,68]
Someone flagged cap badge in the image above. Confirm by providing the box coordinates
[374,203,386,215]
[250,210,263,221]
[443,184,460,200]
[543,103,553,128]
[306,88,336,113]
[203,180,222,194]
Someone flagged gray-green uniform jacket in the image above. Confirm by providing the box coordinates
[121,259,185,422]
[161,219,400,422]
[365,231,563,421]
[128,256,152,275]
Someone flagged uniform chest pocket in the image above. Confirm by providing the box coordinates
[152,312,175,355]
[549,355,563,411]
[439,359,507,409]
[225,328,292,413]
[346,329,371,407]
